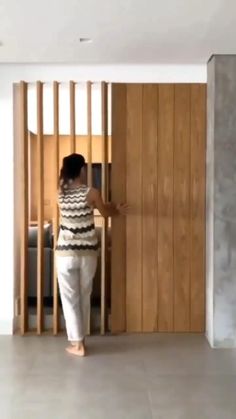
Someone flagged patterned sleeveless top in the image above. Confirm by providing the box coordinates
[56,185,98,257]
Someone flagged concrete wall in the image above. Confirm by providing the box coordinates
[207,55,236,347]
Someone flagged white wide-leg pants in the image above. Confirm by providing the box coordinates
[57,255,97,342]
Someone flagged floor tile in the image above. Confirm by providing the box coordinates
[0,334,235,419]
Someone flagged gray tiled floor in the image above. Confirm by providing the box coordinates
[0,334,236,419]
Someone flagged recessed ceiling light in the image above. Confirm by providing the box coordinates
[79,38,93,44]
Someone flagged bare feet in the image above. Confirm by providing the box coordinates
[66,343,85,357]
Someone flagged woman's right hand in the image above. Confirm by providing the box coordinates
[116,203,129,215]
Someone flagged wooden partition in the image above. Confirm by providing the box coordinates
[16,81,110,335]
[111,83,206,333]
[16,81,205,336]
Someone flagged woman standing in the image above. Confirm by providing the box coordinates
[56,153,127,357]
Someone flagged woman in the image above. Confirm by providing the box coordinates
[56,153,127,357]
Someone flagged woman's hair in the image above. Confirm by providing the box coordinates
[59,153,85,194]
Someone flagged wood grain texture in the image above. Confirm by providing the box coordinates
[190,84,206,332]
[111,83,127,333]
[157,84,174,332]
[19,81,29,335]
[21,81,206,336]
[111,82,206,334]
[53,81,60,335]
[174,84,191,332]
[101,82,109,202]
[29,131,38,222]
[142,84,158,332]
[126,84,143,332]
[36,81,44,335]
[13,84,22,328]
[70,81,76,153]
[87,81,92,186]
[101,82,109,335]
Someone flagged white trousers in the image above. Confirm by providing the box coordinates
[57,255,97,342]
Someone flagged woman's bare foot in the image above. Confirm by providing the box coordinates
[71,338,85,348]
[66,342,85,357]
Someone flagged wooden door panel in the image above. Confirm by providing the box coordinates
[111,83,206,334]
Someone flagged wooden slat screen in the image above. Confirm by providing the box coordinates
[17,80,205,337]
[18,81,111,336]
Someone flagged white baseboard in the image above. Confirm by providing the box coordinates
[0,319,13,335]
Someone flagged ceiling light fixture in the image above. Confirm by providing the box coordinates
[79,38,93,44]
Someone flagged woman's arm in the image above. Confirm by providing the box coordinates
[87,188,127,218]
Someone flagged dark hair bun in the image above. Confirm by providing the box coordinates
[59,153,85,193]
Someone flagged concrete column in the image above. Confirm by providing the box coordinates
[207,55,236,347]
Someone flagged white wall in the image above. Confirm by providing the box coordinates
[0,63,206,335]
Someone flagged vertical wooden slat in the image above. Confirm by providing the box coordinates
[174,84,191,332]
[101,83,109,201]
[13,84,22,328]
[190,84,206,332]
[19,81,29,335]
[111,84,127,333]
[28,131,32,222]
[36,81,44,334]
[157,84,174,332]
[53,82,60,335]
[126,84,142,332]
[142,84,158,332]
[87,81,92,187]
[70,81,76,153]
[101,82,109,335]
[106,84,111,198]
[85,81,93,336]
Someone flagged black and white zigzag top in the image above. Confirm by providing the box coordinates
[56,185,98,257]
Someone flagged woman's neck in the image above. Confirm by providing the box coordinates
[69,178,83,188]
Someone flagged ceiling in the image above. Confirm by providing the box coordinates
[0,0,235,64]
